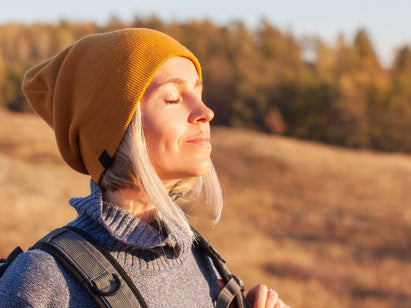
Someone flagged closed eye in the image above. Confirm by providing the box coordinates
[165,98,181,104]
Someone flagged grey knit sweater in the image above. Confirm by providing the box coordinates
[0,181,220,307]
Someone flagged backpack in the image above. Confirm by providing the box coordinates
[0,226,247,308]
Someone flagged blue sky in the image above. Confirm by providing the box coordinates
[2,0,410,67]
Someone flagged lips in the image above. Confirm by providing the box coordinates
[186,133,211,146]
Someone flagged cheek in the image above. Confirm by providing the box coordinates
[143,124,163,160]
[143,119,181,161]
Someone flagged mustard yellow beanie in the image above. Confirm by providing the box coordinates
[22,28,201,184]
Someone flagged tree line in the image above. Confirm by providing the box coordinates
[1,17,411,153]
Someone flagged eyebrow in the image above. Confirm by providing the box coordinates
[156,77,203,90]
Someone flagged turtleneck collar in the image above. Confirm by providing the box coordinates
[69,180,191,254]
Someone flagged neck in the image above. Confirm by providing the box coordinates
[105,188,156,222]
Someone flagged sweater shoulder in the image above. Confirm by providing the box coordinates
[0,249,95,307]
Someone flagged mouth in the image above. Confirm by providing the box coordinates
[186,133,211,147]
[187,138,211,146]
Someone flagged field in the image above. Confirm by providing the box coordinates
[0,109,410,307]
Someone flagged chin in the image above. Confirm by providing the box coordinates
[181,161,211,178]
[159,158,212,182]
[194,159,212,175]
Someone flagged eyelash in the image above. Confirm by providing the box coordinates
[165,98,181,104]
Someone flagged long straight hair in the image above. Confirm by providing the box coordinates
[100,105,223,237]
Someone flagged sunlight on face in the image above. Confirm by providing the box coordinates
[140,57,214,188]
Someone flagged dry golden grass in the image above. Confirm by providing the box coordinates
[0,110,89,252]
[1,109,410,307]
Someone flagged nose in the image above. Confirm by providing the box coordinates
[188,98,214,123]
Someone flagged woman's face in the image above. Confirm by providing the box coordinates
[140,57,214,188]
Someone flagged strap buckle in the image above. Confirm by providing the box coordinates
[90,272,121,296]
[230,274,245,291]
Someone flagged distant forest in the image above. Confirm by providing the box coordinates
[1,17,411,153]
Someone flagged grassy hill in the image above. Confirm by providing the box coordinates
[0,109,410,308]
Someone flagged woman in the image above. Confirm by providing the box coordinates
[0,28,289,308]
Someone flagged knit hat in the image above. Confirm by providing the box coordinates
[22,28,202,184]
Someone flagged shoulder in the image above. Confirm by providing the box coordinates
[2,248,59,276]
[0,249,95,307]
[0,249,60,288]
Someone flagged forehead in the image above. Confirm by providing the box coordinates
[148,57,201,88]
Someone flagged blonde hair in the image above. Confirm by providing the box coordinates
[100,106,223,236]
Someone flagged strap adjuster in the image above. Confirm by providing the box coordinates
[90,272,121,296]
[216,275,245,308]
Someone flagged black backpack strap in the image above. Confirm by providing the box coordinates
[31,226,148,308]
[192,227,248,308]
